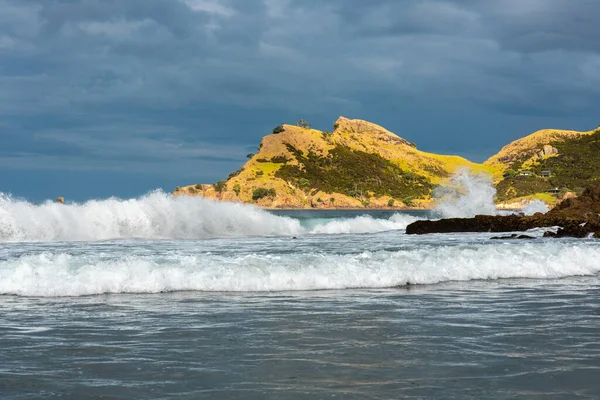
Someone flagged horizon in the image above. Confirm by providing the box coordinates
[2,0,599,202]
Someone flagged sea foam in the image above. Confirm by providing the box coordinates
[0,191,417,242]
[1,242,598,296]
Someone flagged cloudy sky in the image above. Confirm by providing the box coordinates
[2,0,599,201]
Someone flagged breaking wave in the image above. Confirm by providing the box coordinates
[0,191,418,242]
[434,169,549,217]
[1,242,598,297]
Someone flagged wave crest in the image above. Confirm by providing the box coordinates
[0,191,417,242]
[1,243,598,296]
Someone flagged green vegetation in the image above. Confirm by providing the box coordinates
[387,199,395,207]
[275,144,432,200]
[246,153,254,159]
[495,129,600,199]
[270,155,289,163]
[252,187,276,201]
[228,168,243,180]
[297,119,311,128]
[272,125,285,134]
[195,184,202,190]
[540,130,600,190]
[233,184,241,196]
[214,181,226,193]
[496,176,552,201]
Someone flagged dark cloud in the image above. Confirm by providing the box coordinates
[1,0,599,200]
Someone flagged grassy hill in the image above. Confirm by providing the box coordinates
[486,126,600,201]
[174,117,491,208]
[174,117,600,209]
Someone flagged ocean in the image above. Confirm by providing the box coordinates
[1,191,600,399]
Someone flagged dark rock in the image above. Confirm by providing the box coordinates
[406,185,600,238]
[490,234,535,240]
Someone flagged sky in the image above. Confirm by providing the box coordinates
[1,0,599,202]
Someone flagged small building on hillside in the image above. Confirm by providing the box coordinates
[519,170,533,177]
[546,188,561,195]
[541,170,552,178]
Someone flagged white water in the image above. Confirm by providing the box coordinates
[1,241,598,297]
[0,191,420,242]
[434,169,549,217]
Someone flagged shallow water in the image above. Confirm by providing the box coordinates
[1,203,599,398]
[2,280,600,399]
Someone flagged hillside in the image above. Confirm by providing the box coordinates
[485,126,600,202]
[174,117,491,209]
[174,117,600,209]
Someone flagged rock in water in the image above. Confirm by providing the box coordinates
[406,186,600,238]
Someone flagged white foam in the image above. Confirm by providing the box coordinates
[522,199,550,215]
[1,242,598,296]
[0,191,304,242]
[434,169,551,218]
[0,192,418,242]
[309,214,419,234]
[434,169,498,218]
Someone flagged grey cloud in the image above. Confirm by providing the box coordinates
[1,0,599,200]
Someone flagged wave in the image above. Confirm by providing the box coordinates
[434,169,549,217]
[1,242,598,296]
[0,191,418,242]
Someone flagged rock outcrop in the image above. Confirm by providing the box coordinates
[406,186,600,238]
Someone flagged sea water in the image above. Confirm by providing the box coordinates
[1,189,599,399]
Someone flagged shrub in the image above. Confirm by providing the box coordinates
[297,119,310,128]
[256,171,264,176]
[270,155,289,163]
[228,168,243,180]
[246,153,254,159]
[195,184,202,190]
[233,184,241,196]
[214,180,226,193]
[175,186,181,191]
[333,122,339,131]
[387,199,395,207]
[317,197,322,203]
[188,187,198,194]
[252,187,276,201]
[503,169,517,179]
[272,125,285,134]
[330,197,335,203]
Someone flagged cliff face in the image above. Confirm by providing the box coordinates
[174,117,490,209]
[174,117,600,209]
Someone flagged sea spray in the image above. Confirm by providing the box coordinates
[434,169,549,217]
[0,191,418,242]
[0,191,302,242]
[434,169,498,218]
[522,199,550,215]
